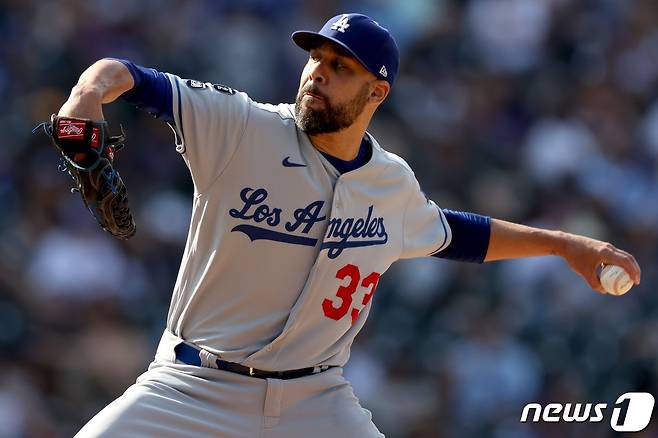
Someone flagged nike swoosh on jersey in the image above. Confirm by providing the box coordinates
[282,156,307,167]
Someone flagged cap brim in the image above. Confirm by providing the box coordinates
[291,31,329,51]
[291,31,372,76]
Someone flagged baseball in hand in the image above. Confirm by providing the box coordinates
[599,265,633,295]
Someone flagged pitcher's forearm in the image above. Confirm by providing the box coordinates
[484,219,567,262]
[58,59,134,120]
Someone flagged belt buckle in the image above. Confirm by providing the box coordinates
[249,367,255,376]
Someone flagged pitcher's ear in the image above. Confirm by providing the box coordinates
[369,80,390,104]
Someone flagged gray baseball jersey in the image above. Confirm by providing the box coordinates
[165,74,452,371]
[74,73,453,438]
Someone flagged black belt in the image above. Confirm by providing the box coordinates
[174,342,336,380]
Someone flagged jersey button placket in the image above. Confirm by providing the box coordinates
[333,183,342,210]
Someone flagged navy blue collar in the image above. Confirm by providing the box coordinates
[320,137,371,174]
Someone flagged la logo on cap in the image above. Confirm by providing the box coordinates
[291,13,400,86]
[331,14,350,33]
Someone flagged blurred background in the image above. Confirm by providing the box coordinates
[1,0,657,436]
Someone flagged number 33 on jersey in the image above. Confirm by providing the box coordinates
[165,73,452,371]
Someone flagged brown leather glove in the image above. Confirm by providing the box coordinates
[33,115,136,239]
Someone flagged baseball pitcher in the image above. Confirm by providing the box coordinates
[50,13,640,437]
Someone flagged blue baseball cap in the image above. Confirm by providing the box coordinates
[292,13,400,86]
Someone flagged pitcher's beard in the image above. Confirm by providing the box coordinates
[294,84,370,135]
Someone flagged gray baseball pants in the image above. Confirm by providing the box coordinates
[74,330,384,437]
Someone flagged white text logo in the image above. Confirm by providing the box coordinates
[520,392,654,432]
[331,15,350,33]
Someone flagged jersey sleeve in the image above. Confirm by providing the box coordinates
[400,177,452,259]
[165,74,251,192]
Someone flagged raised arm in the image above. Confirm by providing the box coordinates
[485,218,641,293]
[58,59,134,120]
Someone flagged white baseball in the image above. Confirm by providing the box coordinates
[599,265,633,295]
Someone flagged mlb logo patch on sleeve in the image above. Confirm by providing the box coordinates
[186,79,207,89]
[185,79,235,95]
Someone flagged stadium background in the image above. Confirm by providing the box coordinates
[1,0,657,436]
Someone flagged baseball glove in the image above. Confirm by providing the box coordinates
[32,115,137,239]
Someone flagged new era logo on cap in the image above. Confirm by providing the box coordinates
[291,13,400,86]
